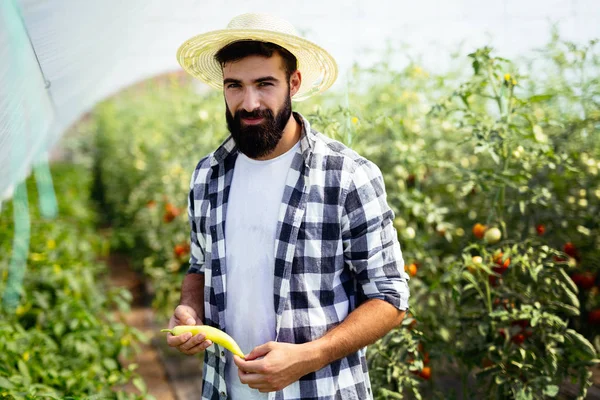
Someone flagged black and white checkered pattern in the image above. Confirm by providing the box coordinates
[187,112,410,400]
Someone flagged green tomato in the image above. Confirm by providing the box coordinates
[484,227,502,244]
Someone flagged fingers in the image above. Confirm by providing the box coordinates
[179,338,213,355]
[238,370,272,392]
[178,333,212,355]
[166,331,212,355]
[179,333,209,352]
[245,341,273,361]
[174,305,197,326]
[166,331,192,347]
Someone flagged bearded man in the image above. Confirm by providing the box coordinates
[166,13,410,400]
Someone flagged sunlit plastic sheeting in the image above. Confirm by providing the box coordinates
[0,0,210,201]
[0,0,54,202]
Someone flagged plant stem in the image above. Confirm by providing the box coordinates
[487,64,504,115]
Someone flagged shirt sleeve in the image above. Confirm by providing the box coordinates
[341,159,410,311]
[187,171,206,274]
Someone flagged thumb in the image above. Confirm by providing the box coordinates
[175,305,196,326]
[245,342,273,361]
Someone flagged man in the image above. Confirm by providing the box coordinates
[166,13,410,400]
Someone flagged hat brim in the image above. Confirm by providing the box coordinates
[176,29,338,101]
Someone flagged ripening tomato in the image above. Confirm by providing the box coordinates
[163,203,181,223]
[468,256,483,273]
[472,223,487,239]
[174,243,190,257]
[493,252,510,270]
[406,263,418,277]
[419,367,431,380]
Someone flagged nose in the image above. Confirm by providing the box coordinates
[241,87,261,113]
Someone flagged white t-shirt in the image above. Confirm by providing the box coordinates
[224,140,300,400]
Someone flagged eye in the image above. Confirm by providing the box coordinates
[258,82,273,87]
[226,83,240,89]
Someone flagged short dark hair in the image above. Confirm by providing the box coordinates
[214,40,298,80]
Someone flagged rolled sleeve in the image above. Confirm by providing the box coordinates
[341,160,410,310]
[187,173,206,274]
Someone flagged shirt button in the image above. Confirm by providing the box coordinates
[220,391,226,398]
[221,350,225,357]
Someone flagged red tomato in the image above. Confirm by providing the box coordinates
[511,319,529,330]
[536,224,545,236]
[588,309,600,325]
[563,242,579,259]
[571,272,596,290]
[512,333,525,345]
[481,358,494,368]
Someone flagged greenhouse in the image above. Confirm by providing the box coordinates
[1,1,599,399]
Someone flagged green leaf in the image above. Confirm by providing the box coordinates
[18,359,31,387]
[565,329,597,358]
[519,201,525,214]
[558,282,580,309]
[0,376,15,389]
[487,147,500,164]
[549,302,580,317]
[542,385,559,396]
[133,377,147,393]
[527,94,553,103]
[102,358,118,371]
[439,327,451,342]
[556,267,578,295]
[515,388,533,400]
[461,271,486,300]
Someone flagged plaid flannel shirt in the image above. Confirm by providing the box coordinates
[187,112,410,400]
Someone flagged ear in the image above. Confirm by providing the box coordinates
[289,70,302,97]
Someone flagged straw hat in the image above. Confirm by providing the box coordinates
[176,13,338,101]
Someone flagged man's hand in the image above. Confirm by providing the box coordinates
[233,341,320,393]
[166,305,212,355]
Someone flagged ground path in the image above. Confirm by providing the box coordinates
[108,253,203,399]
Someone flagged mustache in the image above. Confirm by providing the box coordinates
[237,108,273,119]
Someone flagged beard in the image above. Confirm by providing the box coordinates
[225,91,292,159]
